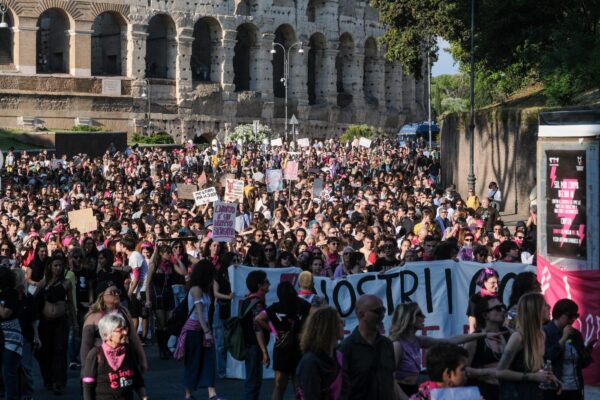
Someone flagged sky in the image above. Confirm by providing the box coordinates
[432,38,459,76]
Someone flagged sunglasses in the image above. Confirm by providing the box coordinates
[415,312,425,318]
[370,307,386,315]
[105,289,121,296]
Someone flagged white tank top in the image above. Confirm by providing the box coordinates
[187,290,210,323]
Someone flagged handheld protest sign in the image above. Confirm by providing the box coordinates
[68,208,97,234]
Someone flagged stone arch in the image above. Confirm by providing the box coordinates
[336,32,354,107]
[91,11,127,76]
[307,32,326,105]
[146,13,177,79]
[36,8,71,74]
[0,7,16,67]
[272,24,297,99]
[306,0,326,23]
[233,23,258,92]
[191,16,222,83]
[363,36,378,106]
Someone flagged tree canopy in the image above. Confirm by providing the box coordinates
[372,0,600,104]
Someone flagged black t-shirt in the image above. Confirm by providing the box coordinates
[72,267,94,307]
[266,299,310,337]
[82,346,144,400]
[0,288,21,322]
[241,296,268,348]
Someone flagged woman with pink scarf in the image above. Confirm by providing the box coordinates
[174,260,225,400]
[82,313,147,400]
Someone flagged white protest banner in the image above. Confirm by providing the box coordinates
[226,261,534,379]
[270,138,283,147]
[265,169,283,193]
[224,178,244,203]
[359,137,372,148]
[193,187,219,206]
[68,208,97,234]
[297,138,310,148]
[283,161,299,181]
[312,178,324,199]
[212,201,237,242]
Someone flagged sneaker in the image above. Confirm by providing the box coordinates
[208,396,226,400]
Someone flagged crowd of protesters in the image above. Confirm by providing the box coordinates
[0,137,592,400]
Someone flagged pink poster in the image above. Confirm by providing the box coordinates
[538,256,600,386]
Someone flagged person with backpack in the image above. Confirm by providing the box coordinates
[240,270,271,400]
[175,260,226,400]
[255,281,310,400]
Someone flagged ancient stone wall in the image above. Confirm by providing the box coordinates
[0,0,427,141]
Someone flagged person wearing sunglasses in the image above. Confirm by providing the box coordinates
[389,302,502,399]
[80,280,147,376]
[466,268,500,333]
[543,299,595,400]
[465,296,511,400]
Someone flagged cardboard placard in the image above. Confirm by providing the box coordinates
[283,161,299,181]
[197,171,207,188]
[68,208,97,234]
[177,184,198,200]
[224,178,245,203]
[297,138,310,148]
[312,178,324,199]
[430,387,481,400]
[212,201,237,242]
[270,138,283,147]
[265,169,283,193]
[193,187,219,206]
[359,137,372,148]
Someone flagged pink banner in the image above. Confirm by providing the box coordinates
[538,256,600,386]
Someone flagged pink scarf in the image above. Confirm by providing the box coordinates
[480,288,497,297]
[101,343,126,371]
[173,319,202,360]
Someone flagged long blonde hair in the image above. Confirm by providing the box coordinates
[300,307,341,354]
[516,292,546,372]
[389,302,420,340]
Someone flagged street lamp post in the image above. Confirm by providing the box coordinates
[271,41,303,143]
[467,0,476,193]
[140,79,151,135]
[0,3,9,29]
[427,40,432,150]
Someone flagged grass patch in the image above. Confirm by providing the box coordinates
[0,129,42,150]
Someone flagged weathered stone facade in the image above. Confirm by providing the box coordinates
[0,0,427,141]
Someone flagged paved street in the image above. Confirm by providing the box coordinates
[35,346,290,400]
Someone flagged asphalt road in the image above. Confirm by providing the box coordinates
[34,346,290,400]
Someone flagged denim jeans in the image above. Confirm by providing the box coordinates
[244,344,263,400]
[213,303,227,378]
[2,349,22,400]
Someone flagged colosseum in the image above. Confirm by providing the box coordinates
[0,0,427,142]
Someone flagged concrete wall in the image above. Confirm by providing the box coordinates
[440,108,538,217]
[18,131,128,158]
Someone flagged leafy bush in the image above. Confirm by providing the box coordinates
[131,132,175,144]
[340,124,377,143]
[70,125,103,132]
